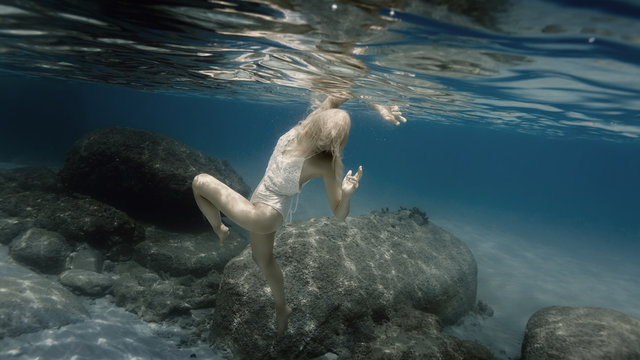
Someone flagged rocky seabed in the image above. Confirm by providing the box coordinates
[1,128,639,360]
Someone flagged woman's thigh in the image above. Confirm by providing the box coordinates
[194,174,282,233]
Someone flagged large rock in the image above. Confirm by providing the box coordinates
[0,267,89,338]
[212,208,478,359]
[133,226,249,278]
[0,191,144,260]
[521,306,640,360]
[59,127,251,230]
[9,228,72,274]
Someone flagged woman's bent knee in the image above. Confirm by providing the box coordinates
[192,173,211,193]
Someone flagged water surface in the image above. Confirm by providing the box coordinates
[1,0,639,359]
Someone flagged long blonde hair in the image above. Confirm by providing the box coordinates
[289,108,351,181]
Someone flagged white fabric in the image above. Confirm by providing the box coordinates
[251,128,306,219]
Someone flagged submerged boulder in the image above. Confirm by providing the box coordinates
[0,217,33,245]
[59,127,250,230]
[352,307,494,360]
[521,306,640,360]
[132,226,248,278]
[110,261,220,323]
[212,208,478,359]
[0,266,88,338]
[66,245,104,273]
[0,190,144,260]
[0,166,63,195]
[59,269,114,297]
[9,228,72,275]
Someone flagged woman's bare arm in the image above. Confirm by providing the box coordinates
[323,164,362,222]
[306,95,350,119]
[311,95,407,126]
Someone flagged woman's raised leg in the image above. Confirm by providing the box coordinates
[192,174,282,240]
[251,231,292,336]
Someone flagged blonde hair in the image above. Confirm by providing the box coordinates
[289,108,351,181]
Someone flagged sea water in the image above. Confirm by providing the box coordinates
[1,0,639,359]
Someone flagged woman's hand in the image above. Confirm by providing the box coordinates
[342,166,363,196]
[369,104,407,126]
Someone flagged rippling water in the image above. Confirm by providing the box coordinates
[1,0,639,140]
[2,2,640,359]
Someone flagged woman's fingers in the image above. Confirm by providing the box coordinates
[343,167,362,193]
[355,166,363,180]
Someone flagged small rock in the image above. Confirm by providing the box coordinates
[59,269,113,297]
[476,300,494,318]
[312,353,339,360]
[0,217,32,245]
[9,228,72,274]
[66,246,104,272]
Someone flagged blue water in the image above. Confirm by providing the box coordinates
[1,0,640,358]
[2,72,638,244]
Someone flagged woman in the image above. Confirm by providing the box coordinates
[192,95,405,335]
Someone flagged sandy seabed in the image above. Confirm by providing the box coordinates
[438,217,640,359]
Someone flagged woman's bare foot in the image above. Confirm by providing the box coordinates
[213,223,230,244]
[276,305,292,337]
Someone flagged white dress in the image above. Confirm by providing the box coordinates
[251,127,306,220]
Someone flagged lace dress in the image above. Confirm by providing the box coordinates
[251,127,307,220]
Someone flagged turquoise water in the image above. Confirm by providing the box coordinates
[1,0,640,358]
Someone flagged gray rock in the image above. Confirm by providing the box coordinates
[522,306,640,360]
[0,270,88,338]
[59,269,114,297]
[111,261,220,322]
[66,245,104,272]
[59,127,251,230]
[0,191,144,260]
[212,208,478,359]
[9,228,72,274]
[0,217,32,245]
[133,226,248,278]
[352,307,494,360]
[0,166,63,195]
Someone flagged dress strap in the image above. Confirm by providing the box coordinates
[287,192,301,223]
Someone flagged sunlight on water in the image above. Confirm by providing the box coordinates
[0,0,638,140]
[1,2,639,359]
